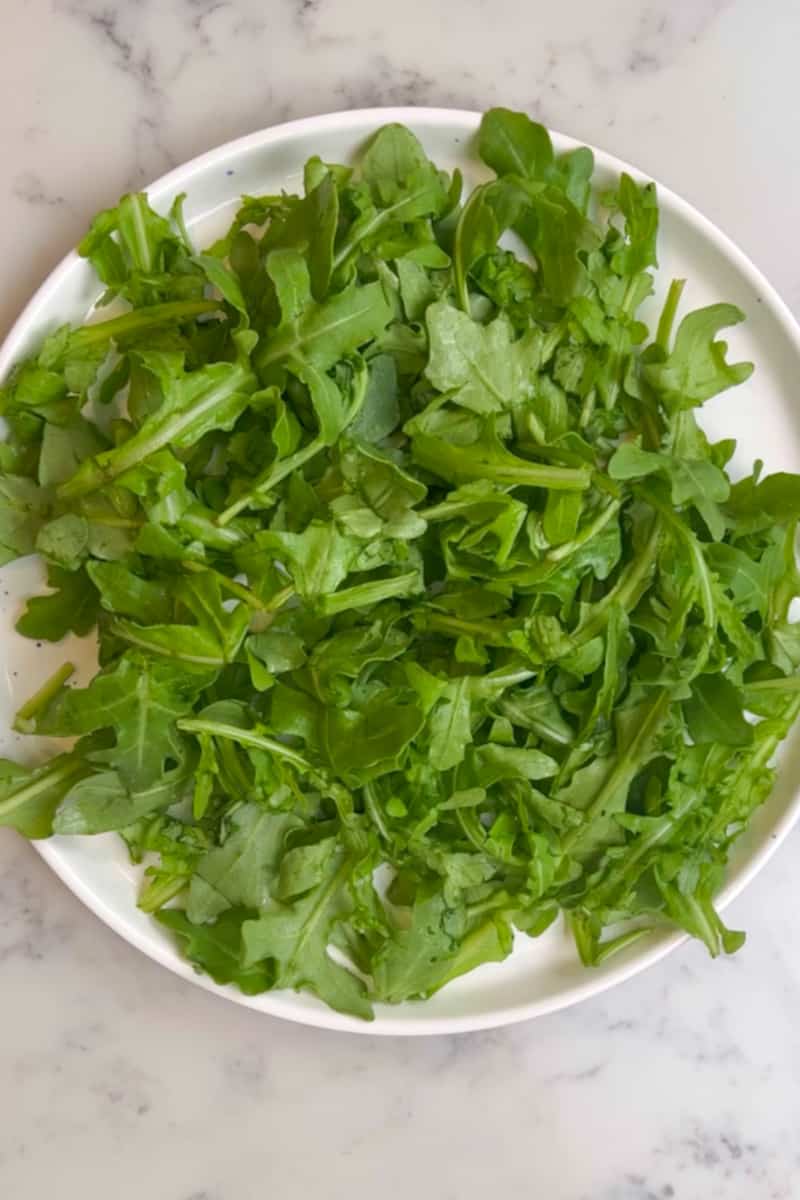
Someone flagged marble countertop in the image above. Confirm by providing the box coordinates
[3,2,800,1197]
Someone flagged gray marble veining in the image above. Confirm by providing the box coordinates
[2,1,800,1197]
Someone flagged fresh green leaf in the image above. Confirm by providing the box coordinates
[643,304,754,410]
[157,908,273,995]
[683,674,754,747]
[241,843,372,1018]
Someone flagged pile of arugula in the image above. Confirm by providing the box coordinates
[2,109,799,1020]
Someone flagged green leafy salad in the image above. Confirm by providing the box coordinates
[2,108,799,1020]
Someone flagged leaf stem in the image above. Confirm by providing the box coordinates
[573,514,662,644]
[59,362,254,499]
[655,279,686,353]
[563,689,672,851]
[545,498,621,564]
[138,873,189,914]
[13,662,75,733]
[321,572,421,616]
[217,437,324,526]
[71,299,219,347]
[745,675,800,692]
[109,622,227,666]
[363,781,392,842]
[176,718,312,771]
[0,758,85,821]
[181,561,268,612]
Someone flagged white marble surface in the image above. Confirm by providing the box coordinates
[2,2,800,1196]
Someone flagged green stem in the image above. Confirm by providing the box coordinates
[138,874,189,914]
[60,361,254,499]
[545,499,622,564]
[407,807,441,842]
[176,719,312,771]
[594,926,653,965]
[639,486,715,673]
[563,689,672,851]
[573,515,662,645]
[465,891,513,920]
[456,807,489,853]
[320,572,420,616]
[71,299,219,347]
[413,436,593,492]
[578,388,597,430]
[363,781,391,842]
[179,510,247,549]
[217,436,324,526]
[482,667,537,689]
[109,622,227,666]
[745,676,800,691]
[488,460,592,490]
[265,585,295,612]
[423,612,512,647]
[181,561,268,612]
[14,662,75,733]
[655,279,686,353]
[0,759,84,821]
[332,185,436,273]
[620,276,641,318]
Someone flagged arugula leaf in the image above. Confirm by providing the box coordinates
[59,356,257,498]
[78,192,194,306]
[241,842,372,1018]
[38,652,213,789]
[157,908,273,995]
[429,677,474,770]
[478,108,555,180]
[373,887,512,1002]
[38,417,107,487]
[609,173,658,277]
[452,181,517,311]
[411,422,592,491]
[253,521,359,604]
[425,301,540,414]
[87,561,171,624]
[333,124,451,272]
[683,674,753,747]
[256,261,392,372]
[350,355,400,442]
[16,564,99,641]
[54,766,191,834]
[188,806,301,923]
[0,754,89,838]
[324,698,425,779]
[306,172,339,302]
[361,124,448,215]
[609,440,730,538]
[643,304,754,410]
[0,474,50,564]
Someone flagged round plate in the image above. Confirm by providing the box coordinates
[2,108,800,1035]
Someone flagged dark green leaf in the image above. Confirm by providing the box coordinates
[683,674,754,746]
[157,908,273,995]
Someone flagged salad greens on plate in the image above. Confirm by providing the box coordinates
[2,107,800,1020]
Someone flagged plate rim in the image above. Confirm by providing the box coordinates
[4,104,800,1035]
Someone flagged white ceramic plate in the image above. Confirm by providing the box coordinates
[3,108,800,1036]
